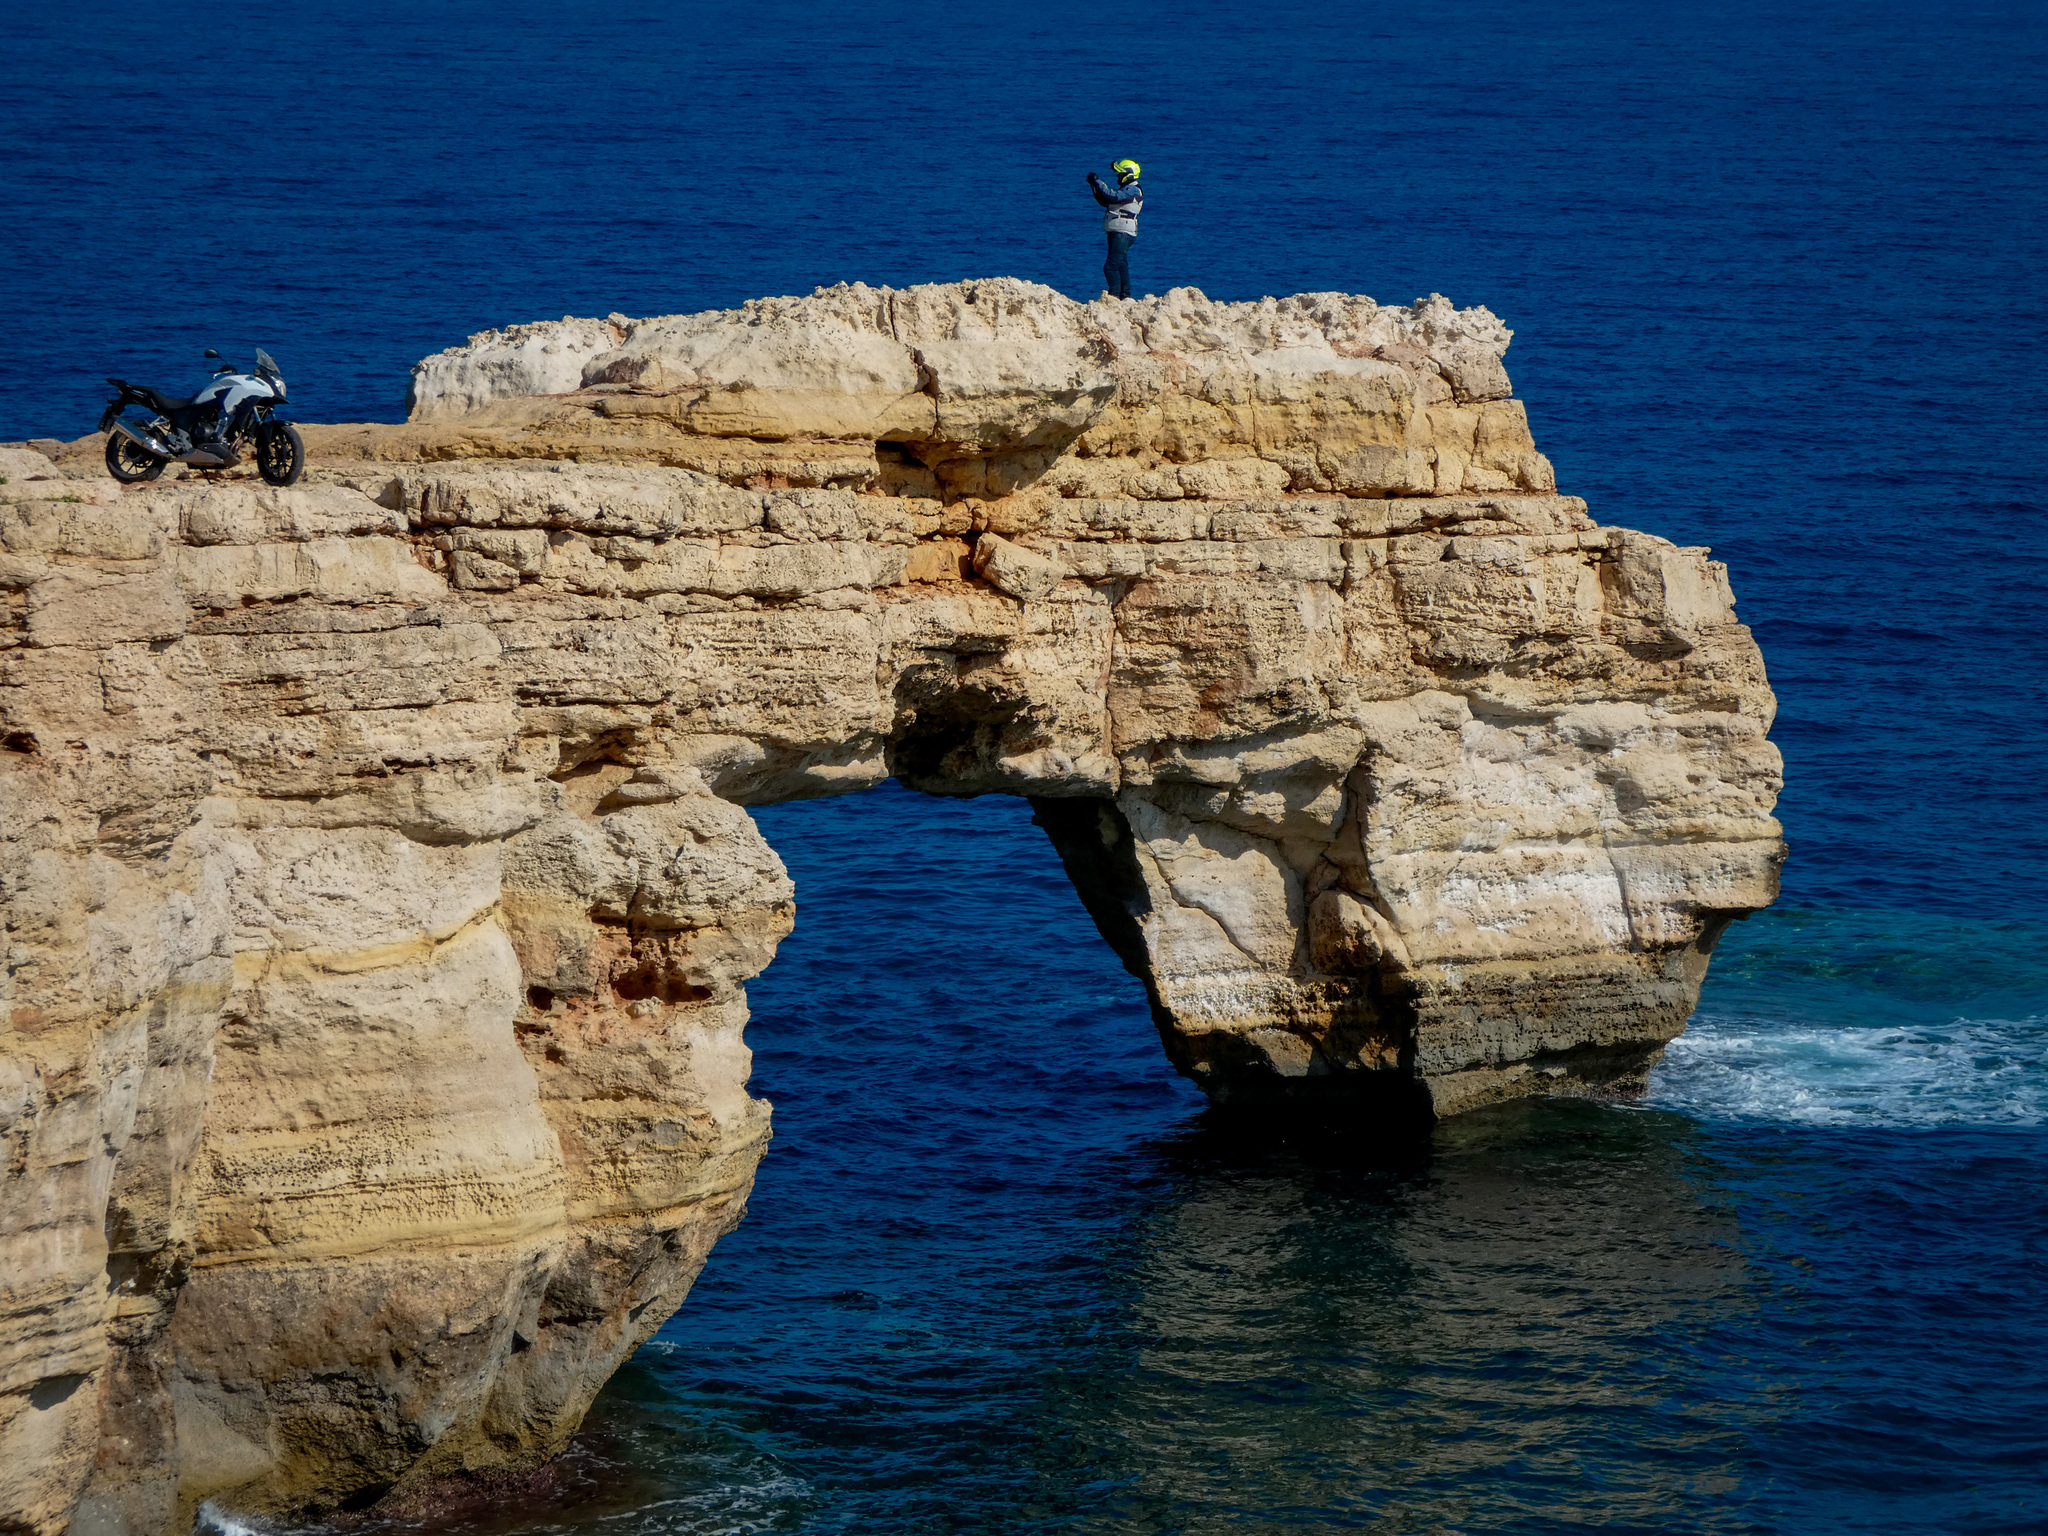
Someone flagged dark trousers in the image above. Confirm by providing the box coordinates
[1104,232,1134,298]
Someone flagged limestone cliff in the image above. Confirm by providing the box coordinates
[0,279,1782,1533]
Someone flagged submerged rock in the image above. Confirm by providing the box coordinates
[0,280,1781,1531]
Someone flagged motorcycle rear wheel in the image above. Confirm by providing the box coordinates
[105,433,167,484]
[257,422,304,488]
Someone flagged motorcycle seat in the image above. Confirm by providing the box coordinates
[111,381,199,414]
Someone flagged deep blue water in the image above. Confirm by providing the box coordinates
[7,0,2047,1531]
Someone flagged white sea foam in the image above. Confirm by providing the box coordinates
[1648,1013,2047,1128]
[194,1503,275,1536]
[615,1473,813,1536]
[196,1466,810,1536]
[495,1470,812,1536]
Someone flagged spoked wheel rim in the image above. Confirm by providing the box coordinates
[257,423,303,487]
[106,433,167,482]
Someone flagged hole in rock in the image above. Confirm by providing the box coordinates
[339,1482,395,1513]
[526,986,555,1013]
[505,783,1210,1526]
[609,964,713,1005]
[29,1373,85,1410]
[886,677,1030,787]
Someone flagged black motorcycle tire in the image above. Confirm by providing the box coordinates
[257,422,305,488]
[104,432,168,484]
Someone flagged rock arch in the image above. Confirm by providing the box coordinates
[0,280,1781,1531]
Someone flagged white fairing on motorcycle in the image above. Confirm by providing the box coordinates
[193,373,275,437]
[193,349,287,454]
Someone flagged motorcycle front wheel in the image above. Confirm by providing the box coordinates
[104,432,167,483]
[257,422,304,488]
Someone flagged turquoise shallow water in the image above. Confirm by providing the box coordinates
[8,0,2046,1529]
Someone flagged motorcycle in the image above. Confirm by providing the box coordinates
[100,348,304,486]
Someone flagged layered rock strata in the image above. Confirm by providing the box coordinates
[0,279,1782,1532]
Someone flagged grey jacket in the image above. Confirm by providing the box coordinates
[1089,174,1143,236]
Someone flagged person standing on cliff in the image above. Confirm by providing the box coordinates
[1087,159,1144,299]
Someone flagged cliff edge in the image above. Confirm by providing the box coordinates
[0,279,1782,1532]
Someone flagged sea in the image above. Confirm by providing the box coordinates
[5,0,2046,1531]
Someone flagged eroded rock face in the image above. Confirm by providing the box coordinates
[0,281,1782,1532]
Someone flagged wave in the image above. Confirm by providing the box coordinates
[576,1474,812,1536]
[1649,1012,2047,1129]
[195,1506,275,1536]
[197,1468,811,1536]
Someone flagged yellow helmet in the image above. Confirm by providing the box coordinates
[1113,158,1141,184]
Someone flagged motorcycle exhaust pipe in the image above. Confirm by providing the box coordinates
[110,419,176,458]
[110,419,237,468]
